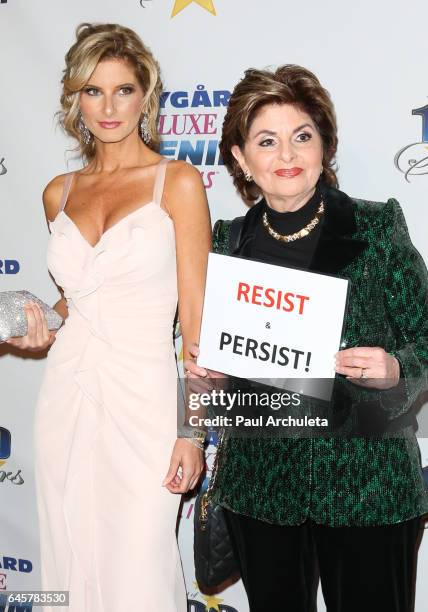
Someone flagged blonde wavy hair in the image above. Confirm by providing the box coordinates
[59,23,163,160]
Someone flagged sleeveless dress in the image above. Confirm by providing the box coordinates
[34,159,187,612]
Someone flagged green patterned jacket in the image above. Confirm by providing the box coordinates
[209,185,428,526]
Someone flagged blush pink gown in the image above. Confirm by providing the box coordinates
[34,159,187,612]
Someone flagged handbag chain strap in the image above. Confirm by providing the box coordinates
[199,428,226,529]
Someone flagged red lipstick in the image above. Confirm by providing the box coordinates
[98,121,122,129]
[274,167,303,178]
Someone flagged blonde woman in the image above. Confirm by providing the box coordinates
[7,23,211,611]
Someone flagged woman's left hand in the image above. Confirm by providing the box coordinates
[162,438,204,494]
[335,347,400,389]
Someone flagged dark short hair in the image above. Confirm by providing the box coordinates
[220,65,338,202]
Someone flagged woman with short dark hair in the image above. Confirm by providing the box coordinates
[187,64,428,612]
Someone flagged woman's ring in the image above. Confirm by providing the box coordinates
[360,368,368,379]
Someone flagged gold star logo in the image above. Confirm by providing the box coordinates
[171,0,216,18]
[201,594,224,611]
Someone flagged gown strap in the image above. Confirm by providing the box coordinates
[152,159,170,207]
[59,173,76,212]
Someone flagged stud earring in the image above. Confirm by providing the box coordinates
[78,112,92,145]
[140,113,151,144]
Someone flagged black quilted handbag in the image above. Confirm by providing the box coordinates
[194,488,239,589]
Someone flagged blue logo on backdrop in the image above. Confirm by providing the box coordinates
[0,558,32,574]
[0,557,33,609]
[159,85,231,189]
[0,428,24,485]
[395,104,428,181]
[0,261,20,274]
[0,428,11,462]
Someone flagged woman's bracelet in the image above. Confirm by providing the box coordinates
[185,438,205,450]
[184,429,206,450]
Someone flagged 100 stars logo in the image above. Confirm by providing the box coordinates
[394,103,428,182]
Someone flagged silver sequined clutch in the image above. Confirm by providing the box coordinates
[0,290,63,342]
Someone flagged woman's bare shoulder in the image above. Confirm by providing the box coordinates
[165,159,202,184]
[42,173,70,221]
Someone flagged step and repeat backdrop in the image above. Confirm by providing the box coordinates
[1,1,428,610]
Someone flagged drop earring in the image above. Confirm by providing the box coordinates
[140,113,151,144]
[78,112,92,145]
[244,169,252,182]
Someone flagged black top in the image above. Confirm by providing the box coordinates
[250,184,323,269]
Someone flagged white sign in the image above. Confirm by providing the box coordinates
[198,253,349,400]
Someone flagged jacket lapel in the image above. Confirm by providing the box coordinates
[232,185,368,275]
[309,185,368,274]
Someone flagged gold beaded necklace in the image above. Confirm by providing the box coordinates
[262,200,324,243]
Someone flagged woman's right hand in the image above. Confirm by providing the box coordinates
[184,342,225,380]
[5,302,57,351]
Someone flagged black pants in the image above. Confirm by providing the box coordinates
[224,510,422,612]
